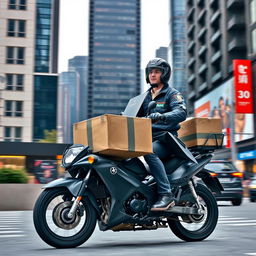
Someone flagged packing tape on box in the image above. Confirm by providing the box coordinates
[87,119,93,149]
[181,133,222,142]
[86,116,136,152]
[127,117,135,152]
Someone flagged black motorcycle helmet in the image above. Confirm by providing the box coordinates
[145,58,171,84]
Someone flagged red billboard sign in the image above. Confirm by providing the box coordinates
[233,60,253,113]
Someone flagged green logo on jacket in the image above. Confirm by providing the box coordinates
[156,101,165,107]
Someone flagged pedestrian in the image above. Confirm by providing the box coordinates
[137,58,187,211]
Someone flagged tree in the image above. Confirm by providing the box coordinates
[39,129,57,143]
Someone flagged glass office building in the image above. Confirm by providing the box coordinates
[169,0,187,97]
[34,75,58,141]
[57,72,79,143]
[34,0,58,73]
[156,47,168,61]
[33,0,59,141]
[68,56,88,121]
[88,0,141,117]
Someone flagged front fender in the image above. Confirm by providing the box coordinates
[43,178,83,196]
[43,178,100,215]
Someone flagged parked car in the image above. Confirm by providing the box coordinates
[248,179,256,202]
[204,160,243,206]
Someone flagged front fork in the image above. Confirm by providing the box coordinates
[67,169,92,218]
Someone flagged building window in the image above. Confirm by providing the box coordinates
[252,29,256,54]
[4,127,22,142]
[250,0,256,24]
[6,74,24,91]
[6,47,25,64]
[34,1,52,73]
[4,100,23,117]
[7,19,26,37]
[8,0,27,10]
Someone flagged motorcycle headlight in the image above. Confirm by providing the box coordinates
[62,145,85,167]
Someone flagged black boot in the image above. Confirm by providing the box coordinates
[151,194,175,211]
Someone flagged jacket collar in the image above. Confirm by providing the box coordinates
[147,83,170,95]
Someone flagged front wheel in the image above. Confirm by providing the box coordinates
[167,183,218,242]
[33,188,97,248]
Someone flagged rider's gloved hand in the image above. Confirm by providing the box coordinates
[148,112,166,122]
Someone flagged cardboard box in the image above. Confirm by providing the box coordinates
[178,117,222,148]
[73,114,153,158]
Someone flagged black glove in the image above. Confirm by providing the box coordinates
[148,112,165,122]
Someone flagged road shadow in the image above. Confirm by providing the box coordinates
[32,238,219,251]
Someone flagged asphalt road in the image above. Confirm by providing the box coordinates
[1,199,256,256]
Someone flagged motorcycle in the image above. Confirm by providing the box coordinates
[33,104,224,248]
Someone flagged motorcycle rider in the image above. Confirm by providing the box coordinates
[137,58,187,211]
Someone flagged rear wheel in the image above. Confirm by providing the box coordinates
[33,188,97,248]
[167,184,218,242]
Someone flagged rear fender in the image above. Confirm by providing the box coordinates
[168,155,213,184]
[43,178,100,215]
[196,169,224,194]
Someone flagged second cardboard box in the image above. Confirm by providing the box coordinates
[178,117,223,148]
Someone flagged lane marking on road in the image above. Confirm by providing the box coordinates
[245,253,256,255]
[0,231,24,234]
[0,227,19,230]
[219,220,256,223]
[228,223,256,226]
[0,212,25,239]
[0,235,25,238]
[219,216,246,220]
[219,217,246,220]
[218,216,256,227]
[0,221,23,224]
[0,217,23,219]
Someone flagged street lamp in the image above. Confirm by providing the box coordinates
[0,75,6,141]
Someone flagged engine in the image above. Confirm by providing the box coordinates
[125,193,148,215]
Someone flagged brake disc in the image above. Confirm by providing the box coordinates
[178,201,205,223]
[52,201,81,230]
[187,203,206,223]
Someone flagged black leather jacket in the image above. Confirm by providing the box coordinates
[137,83,187,138]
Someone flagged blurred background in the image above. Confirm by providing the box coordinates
[0,0,255,186]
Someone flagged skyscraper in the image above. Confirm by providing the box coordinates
[57,71,79,143]
[186,0,247,110]
[185,0,256,173]
[0,0,59,142]
[68,56,88,121]
[33,0,59,141]
[88,0,141,118]
[155,46,168,61]
[169,0,187,97]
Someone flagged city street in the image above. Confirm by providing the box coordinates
[0,199,256,256]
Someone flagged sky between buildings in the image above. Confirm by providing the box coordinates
[58,0,170,73]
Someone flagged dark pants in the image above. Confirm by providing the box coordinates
[144,140,172,195]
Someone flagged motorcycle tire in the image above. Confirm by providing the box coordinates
[231,198,242,206]
[167,183,218,242]
[33,187,97,248]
